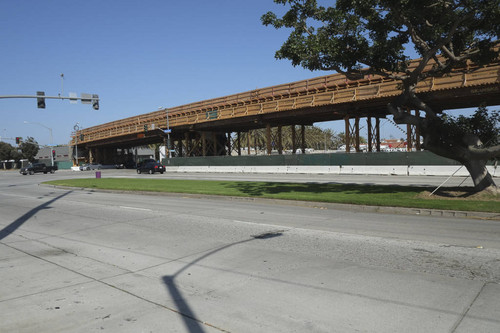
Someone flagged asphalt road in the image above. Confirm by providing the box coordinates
[1,170,499,332]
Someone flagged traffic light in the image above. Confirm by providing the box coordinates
[144,124,148,132]
[37,91,45,109]
[52,149,56,160]
[79,134,84,141]
[15,137,21,144]
[92,94,99,110]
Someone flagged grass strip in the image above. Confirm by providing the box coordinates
[43,178,500,213]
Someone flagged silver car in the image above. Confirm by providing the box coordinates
[79,163,102,171]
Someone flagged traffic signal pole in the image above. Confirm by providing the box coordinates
[0,93,99,110]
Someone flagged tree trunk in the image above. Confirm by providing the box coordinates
[463,159,498,193]
[391,92,499,194]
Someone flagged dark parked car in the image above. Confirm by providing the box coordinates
[136,161,165,174]
[136,159,156,168]
[20,163,57,175]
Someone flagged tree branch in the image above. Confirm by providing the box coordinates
[468,144,500,160]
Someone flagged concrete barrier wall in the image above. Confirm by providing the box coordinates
[165,165,498,177]
[162,151,498,177]
[163,151,470,167]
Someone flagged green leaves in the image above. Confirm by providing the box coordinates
[0,142,21,161]
[440,106,500,149]
[262,0,500,77]
[19,137,39,162]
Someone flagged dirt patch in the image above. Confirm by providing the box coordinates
[418,187,500,201]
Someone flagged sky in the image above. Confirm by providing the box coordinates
[0,0,491,146]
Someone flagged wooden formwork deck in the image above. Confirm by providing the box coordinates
[73,58,500,147]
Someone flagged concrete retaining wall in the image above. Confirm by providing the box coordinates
[164,165,498,177]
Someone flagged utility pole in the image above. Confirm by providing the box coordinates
[60,74,64,97]
[159,107,173,161]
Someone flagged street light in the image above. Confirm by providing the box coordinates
[74,123,80,167]
[159,107,172,160]
[24,121,54,166]
[166,109,171,159]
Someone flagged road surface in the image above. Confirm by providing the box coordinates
[0,170,499,332]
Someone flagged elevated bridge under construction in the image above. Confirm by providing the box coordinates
[71,58,500,165]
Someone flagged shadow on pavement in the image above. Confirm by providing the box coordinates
[226,181,424,197]
[162,232,283,332]
[0,191,72,241]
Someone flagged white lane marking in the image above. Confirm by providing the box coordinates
[119,206,152,212]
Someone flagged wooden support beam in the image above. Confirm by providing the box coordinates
[355,117,360,152]
[291,125,297,154]
[178,139,183,157]
[407,123,412,152]
[202,132,207,157]
[247,130,251,155]
[415,110,421,151]
[237,132,241,156]
[277,126,283,155]
[344,116,351,153]
[184,132,190,157]
[367,117,373,153]
[376,117,381,152]
[301,124,306,154]
[405,109,422,152]
[254,131,258,155]
[266,124,272,155]
[227,132,231,156]
[212,132,217,156]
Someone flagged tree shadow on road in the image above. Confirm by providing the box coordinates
[225,181,422,197]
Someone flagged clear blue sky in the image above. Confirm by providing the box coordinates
[0,0,486,146]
